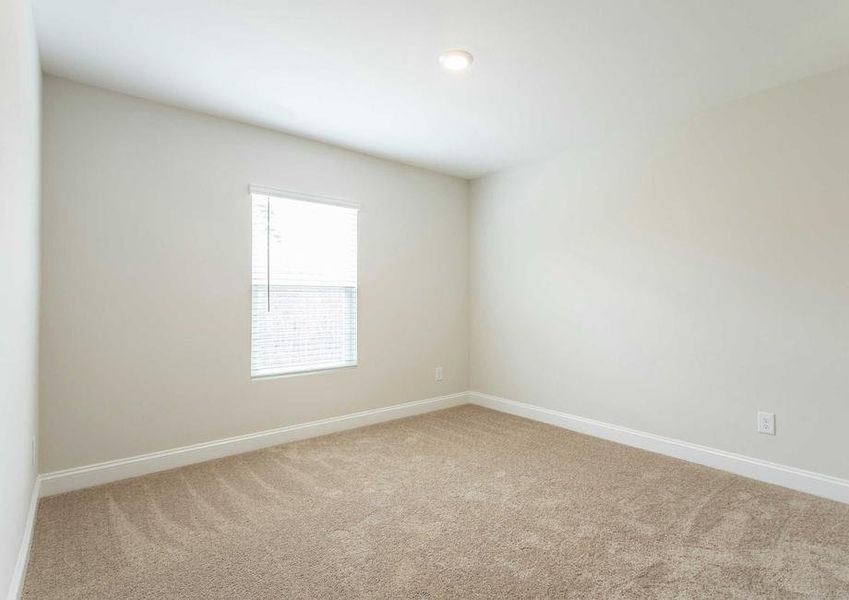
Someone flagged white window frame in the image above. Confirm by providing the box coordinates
[249,185,359,379]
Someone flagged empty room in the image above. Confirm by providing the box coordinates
[4,0,849,597]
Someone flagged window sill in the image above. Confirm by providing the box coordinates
[251,364,357,381]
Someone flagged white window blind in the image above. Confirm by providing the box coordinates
[251,190,358,377]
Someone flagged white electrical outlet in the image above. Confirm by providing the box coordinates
[435,366,444,382]
[757,411,775,435]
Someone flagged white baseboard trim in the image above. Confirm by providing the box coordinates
[37,389,849,504]
[39,392,468,497]
[469,391,849,505]
[7,477,40,600]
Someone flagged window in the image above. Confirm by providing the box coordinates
[250,188,358,377]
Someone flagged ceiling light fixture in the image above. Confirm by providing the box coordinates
[439,49,474,72]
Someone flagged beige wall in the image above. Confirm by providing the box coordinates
[471,66,849,480]
[39,64,849,482]
[40,76,469,472]
[1,0,40,593]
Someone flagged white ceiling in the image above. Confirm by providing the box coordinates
[33,1,849,178]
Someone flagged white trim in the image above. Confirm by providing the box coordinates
[251,364,358,381]
[248,185,359,210]
[39,392,467,497]
[6,477,40,600]
[36,390,849,503]
[251,362,358,380]
[469,391,849,505]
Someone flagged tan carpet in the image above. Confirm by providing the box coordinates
[23,405,849,599]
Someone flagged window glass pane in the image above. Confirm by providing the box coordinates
[251,193,357,377]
